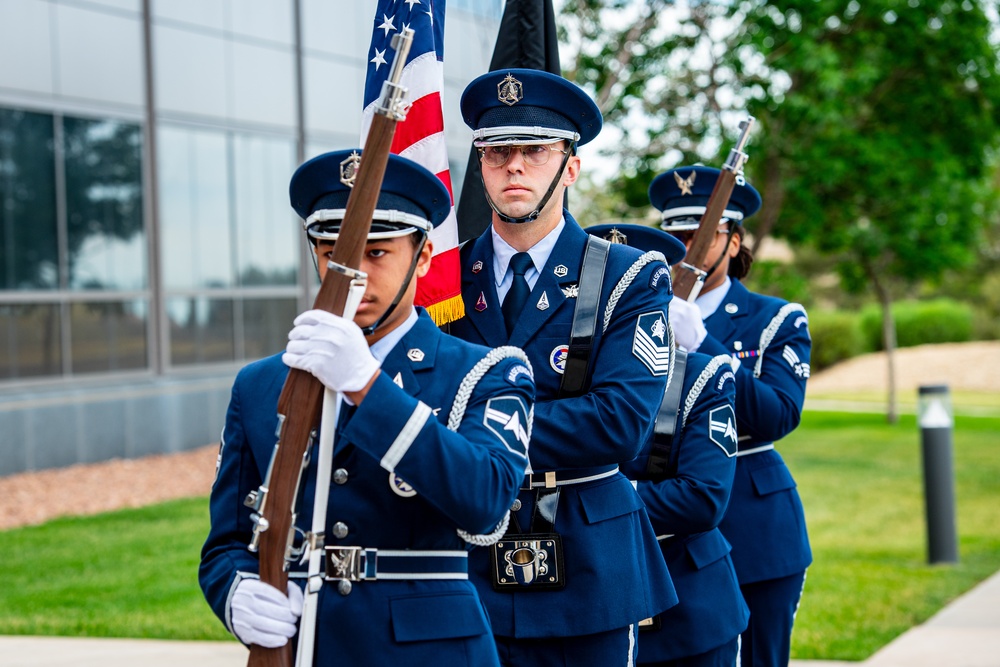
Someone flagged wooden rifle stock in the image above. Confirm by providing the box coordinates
[672,117,755,301]
[246,29,414,667]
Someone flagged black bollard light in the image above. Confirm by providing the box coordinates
[917,384,959,564]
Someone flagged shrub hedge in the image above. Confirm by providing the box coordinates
[807,299,976,371]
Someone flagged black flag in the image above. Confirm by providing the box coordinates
[455,0,562,242]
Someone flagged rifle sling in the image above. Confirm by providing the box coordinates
[559,236,610,398]
[645,348,687,477]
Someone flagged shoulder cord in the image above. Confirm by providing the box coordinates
[602,251,668,333]
[753,303,808,378]
[449,346,535,546]
[680,354,735,430]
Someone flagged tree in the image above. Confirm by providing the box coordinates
[559,0,755,220]
[560,0,1000,422]
[734,0,1000,421]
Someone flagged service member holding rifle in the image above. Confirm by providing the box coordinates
[587,223,749,667]
[652,123,813,667]
[199,32,534,667]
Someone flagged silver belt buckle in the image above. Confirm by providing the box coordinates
[325,546,364,581]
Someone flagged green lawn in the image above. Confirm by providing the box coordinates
[785,410,1000,660]
[0,410,998,660]
[0,498,231,641]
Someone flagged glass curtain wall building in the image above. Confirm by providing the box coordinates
[0,0,501,474]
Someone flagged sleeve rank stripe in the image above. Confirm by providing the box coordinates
[380,402,433,472]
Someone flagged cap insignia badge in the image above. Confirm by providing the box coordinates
[554,265,568,277]
[407,348,425,362]
[674,170,696,196]
[340,151,361,188]
[537,291,550,311]
[605,227,628,244]
[498,73,523,106]
[472,260,484,274]
[475,292,488,312]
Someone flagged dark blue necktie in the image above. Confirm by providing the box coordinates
[502,252,533,335]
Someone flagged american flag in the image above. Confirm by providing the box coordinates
[361,0,463,326]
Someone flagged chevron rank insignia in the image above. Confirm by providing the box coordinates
[783,345,811,378]
[709,405,738,457]
[484,396,530,458]
[632,311,670,376]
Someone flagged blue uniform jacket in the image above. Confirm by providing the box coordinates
[200,309,534,667]
[696,279,813,584]
[448,215,678,638]
[623,351,749,662]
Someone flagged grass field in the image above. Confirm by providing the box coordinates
[785,410,1000,660]
[0,410,997,660]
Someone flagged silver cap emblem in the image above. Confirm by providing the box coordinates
[674,170,696,196]
[339,151,361,188]
[498,73,523,106]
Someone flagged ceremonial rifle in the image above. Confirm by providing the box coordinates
[671,117,754,301]
[244,28,414,667]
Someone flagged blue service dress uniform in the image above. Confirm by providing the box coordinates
[695,278,812,667]
[448,215,678,651]
[624,350,749,666]
[200,309,535,667]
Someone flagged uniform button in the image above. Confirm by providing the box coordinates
[337,580,352,596]
[511,499,522,512]
[333,468,349,485]
[332,521,349,539]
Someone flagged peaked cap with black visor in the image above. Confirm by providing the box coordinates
[461,68,602,224]
[649,165,762,282]
[586,223,688,268]
[289,149,451,335]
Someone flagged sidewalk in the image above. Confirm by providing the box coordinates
[1,569,998,666]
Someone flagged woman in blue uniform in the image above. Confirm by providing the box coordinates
[588,223,749,667]
[199,150,535,667]
[651,166,812,667]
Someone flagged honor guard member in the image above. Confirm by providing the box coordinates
[651,166,812,667]
[199,150,536,667]
[588,223,749,667]
[448,68,677,667]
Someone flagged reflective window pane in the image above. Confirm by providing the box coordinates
[64,117,146,290]
[167,296,234,365]
[0,109,57,290]
[159,126,232,289]
[233,135,297,286]
[70,299,148,373]
[243,297,297,360]
[0,304,62,378]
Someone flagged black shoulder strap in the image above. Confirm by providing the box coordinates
[645,349,687,477]
[559,235,611,398]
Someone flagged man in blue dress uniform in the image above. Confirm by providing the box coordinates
[651,166,813,667]
[447,68,677,667]
[588,223,749,667]
[200,150,535,667]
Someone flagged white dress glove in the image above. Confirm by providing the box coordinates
[230,579,303,648]
[282,309,381,394]
[669,297,707,353]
